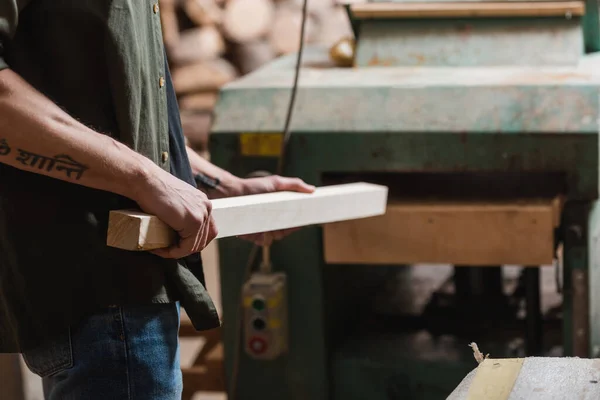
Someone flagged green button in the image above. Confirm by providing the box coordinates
[252,298,265,311]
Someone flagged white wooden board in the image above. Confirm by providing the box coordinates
[107,182,388,251]
[447,357,600,400]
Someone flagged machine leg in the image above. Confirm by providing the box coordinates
[523,268,542,356]
[562,201,593,357]
[571,269,589,357]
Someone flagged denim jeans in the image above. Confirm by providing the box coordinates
[22,302,182,400]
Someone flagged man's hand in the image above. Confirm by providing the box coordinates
[133,169,218,259]
[236,175,316,197]
[185,146,315,246]
[234,175,315,246]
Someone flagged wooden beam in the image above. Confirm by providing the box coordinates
[107,182,388,251]
[323,197,562,266]
[350,1,585,19]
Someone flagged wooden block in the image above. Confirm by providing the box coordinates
[231,40,276,74]
[222,0,275,43]
[169,26,226,65]
[179,92,219,112]
[350,1,586,19]
[171,59,237,94]
[268,5,319,55]
[323,197,562,266]
[107,182,388,251]
[107,210,177,251]
[183,0,223,26]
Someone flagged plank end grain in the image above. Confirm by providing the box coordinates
[107,210,176,251]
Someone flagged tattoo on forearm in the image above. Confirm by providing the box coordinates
[16,150,88,180]
[0,138,88,180]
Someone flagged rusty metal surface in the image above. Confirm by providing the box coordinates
[212,47,600,134]
[355,18,583,67]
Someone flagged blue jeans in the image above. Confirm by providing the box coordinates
[22,302,182,400]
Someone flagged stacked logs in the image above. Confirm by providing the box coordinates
[159,0,353,152]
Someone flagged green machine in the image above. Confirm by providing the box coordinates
[209,1,600,398]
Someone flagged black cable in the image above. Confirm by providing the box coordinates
[227,0,309,398]
[275,0,309,176]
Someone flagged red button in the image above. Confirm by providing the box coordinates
[249,337,268,354]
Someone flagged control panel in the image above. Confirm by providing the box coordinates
[242,272,288,360]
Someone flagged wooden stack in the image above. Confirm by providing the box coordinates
[159,0,353,152]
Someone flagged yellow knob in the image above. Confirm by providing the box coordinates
[329,37,356,68]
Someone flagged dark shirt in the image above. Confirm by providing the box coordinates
[0,0,220,353]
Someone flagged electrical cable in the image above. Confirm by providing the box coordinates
[275,0,309,177]
[227,0,309,398]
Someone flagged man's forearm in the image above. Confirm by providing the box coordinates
[0,70,219,259]
[186,145,242,199]
[0,69,159,200]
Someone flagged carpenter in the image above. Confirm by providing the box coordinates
[0,1,313,399]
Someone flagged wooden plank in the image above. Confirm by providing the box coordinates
[350,1,586,19]
[107,182,388,251]
[323,198,561,266]
[450,357,600,399]
[466,358,524,400]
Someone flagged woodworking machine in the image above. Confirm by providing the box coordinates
[209,0,600,398]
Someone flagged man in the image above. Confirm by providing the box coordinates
[0,1,314,399]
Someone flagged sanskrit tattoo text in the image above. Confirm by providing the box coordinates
[0,139,88,180]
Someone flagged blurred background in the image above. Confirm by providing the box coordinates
[164,0,353,157]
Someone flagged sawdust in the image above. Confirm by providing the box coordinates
[468,342,489,364]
